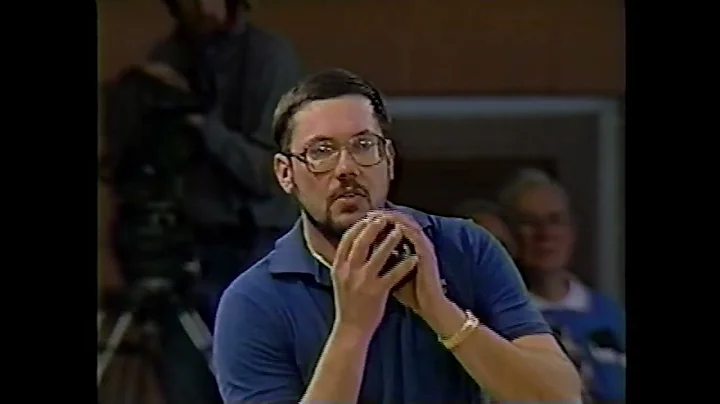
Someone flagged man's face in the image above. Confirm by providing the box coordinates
[274,95,394,238]
[514,186,575,274]
[175,0,226,35]
[470,213,517,257]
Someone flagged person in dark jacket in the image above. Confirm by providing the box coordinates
[148,0,303,314]
[99,1,303,403]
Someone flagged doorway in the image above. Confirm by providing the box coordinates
[390,157,557,216]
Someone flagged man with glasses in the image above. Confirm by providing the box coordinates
[212,69,581,404]
[498,168,626,404]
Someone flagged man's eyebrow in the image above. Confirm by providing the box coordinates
[301,135,334,148]
[355,129,380,137]
[303,130,376,147]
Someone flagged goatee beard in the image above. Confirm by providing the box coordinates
[302,207,346,246]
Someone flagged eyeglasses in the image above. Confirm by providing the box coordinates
[283,132,390,174]
[516,213,571,230]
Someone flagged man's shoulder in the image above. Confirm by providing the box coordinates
[400,205,492,249]
[222,252,281,303]
[433,214,489,240]
[245,23,298,60]
[245,23,294,47]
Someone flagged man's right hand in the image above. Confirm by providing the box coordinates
[330,215,419,341]
[141,63,190,91]
[301,215,418,403]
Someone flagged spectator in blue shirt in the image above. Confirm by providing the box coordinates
[499,168,626,404]
[212,69,581,404]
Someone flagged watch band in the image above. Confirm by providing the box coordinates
[439,309,480,350]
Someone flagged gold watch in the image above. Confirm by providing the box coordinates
[438,310,480,350]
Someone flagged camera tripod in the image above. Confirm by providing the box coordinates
[97,276,215,392]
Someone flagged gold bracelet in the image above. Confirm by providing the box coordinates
[438,310,480,350]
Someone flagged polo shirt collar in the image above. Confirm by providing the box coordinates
[268,203,431,287]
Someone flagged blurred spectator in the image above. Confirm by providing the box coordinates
[499,168,625,404]
[147,0,303,302]
[99,1,303,404]
[455,199,517,257]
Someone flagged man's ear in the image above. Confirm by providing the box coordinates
[386,141,396,181]
[274,153,294,194]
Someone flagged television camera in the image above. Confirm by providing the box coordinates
[97,67,216,388]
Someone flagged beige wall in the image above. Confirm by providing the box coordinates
[98,0,625,95]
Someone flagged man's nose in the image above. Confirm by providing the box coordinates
[534,230,552,242]
[534,223,562,240]
[334,149,360,175]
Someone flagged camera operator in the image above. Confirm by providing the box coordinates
[147,0,303,311]
[98,1,303,403]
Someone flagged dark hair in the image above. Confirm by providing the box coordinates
[271,68,391,152]
[162,0,250,21]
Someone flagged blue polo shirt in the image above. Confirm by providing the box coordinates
[533,280,626,402]
[213,205,551,403]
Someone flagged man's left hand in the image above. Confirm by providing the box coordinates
[186,114,206,128]
[375,211,448,318]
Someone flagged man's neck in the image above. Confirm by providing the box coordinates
[529,271,571,302]
[302,215,338,268]
[173,12,247,45]
[227,11,248,36]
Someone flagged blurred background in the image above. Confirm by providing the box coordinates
[98,0,624,403]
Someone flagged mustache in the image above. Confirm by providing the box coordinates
[329,182,369,202]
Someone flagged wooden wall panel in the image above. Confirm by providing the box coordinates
[98,0,624,95]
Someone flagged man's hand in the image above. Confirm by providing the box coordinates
[139,64,209,134]
[376,212,451,322]
[301,214,418,403]
[186,114,206,128]
[331,215,419,341]
[372,213,582,402]
[140,63,191,91]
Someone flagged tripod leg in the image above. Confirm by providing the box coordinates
[98,311,105,338]
[177,311,214,374]
[135,354,149,404]
[98,311,134,386]
[122,349,144,404]
[189,311,213,343]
